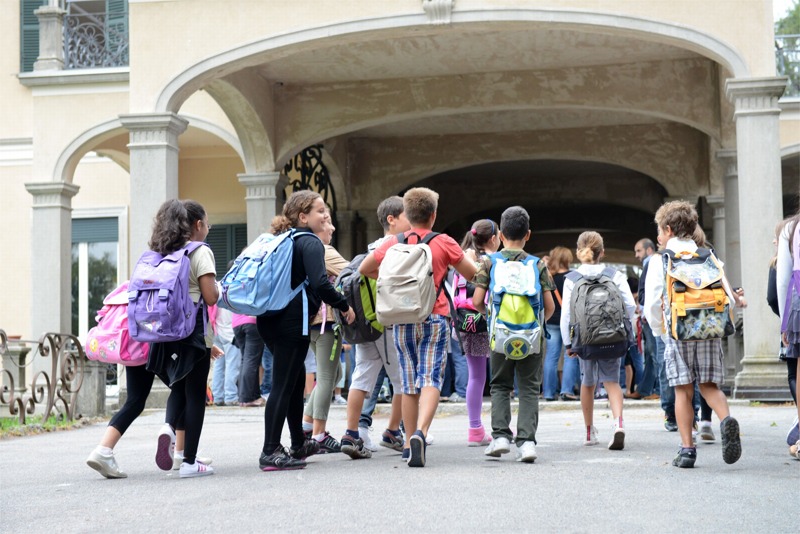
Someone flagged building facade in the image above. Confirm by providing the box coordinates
[2,0,799,398]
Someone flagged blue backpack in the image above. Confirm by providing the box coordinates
[128,241,207,343]
[487,253,544,360]
[218,229,319,335]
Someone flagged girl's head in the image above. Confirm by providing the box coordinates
[461,219,499,254]
[575,231,604,264]
[549,246,573,272]
[149,199,208,255]
[316,209,335,245]
[270,190,324,234]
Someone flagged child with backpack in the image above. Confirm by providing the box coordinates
[560,231,636,451]
[644,200,743,468]
[126,199,220,478]
[360,187,477,467]
[340,196,410,460]
[257,191,355,471]
[301,211,350,454]
[472,206,555,463]
[455,219,499,447]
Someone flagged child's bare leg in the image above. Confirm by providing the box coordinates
[345,388,367,431]
[698,382,729,420]
[674,384,695,447]
[175,430,184,452]
[417,386,439,436]
[99,426,122,449]
[605,382,624,421]
[581,385,595,427]
[402,392,420,449]
[388,393,403,430]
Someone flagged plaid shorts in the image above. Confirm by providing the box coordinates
[392,314,449,395]
[663,337,725,387]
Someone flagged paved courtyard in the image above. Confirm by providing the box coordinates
[0,400,797,533]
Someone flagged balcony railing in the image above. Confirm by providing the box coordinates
[63,10,128,69]
[776,34,800,97]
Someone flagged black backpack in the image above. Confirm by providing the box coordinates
[334,253,384,344]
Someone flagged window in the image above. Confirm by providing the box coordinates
[20,0,48,72]
[205,224,248,278]
[71,217,118,337]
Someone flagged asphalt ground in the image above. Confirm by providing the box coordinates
[0,400,797,533]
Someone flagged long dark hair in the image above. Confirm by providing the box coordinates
[460,219,498,255]
[149,199,206,255]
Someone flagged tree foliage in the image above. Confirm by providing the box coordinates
[776,0,800,96]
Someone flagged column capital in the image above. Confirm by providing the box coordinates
[715,149,738,179]
[725,77,787,119]
[25,181,80,208]
[706,195,725,219]
[423,0,454,25]
[119,113,189,151]
[237,172,288,200]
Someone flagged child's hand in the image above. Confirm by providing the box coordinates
[733,287,747,308]
[210,345,224,359]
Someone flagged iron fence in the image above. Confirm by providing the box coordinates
[63,11,128,69]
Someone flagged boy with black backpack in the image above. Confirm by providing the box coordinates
[561,231,636,451]
[472,206,555,463]
[360,188,477,467]
[644,200,743,468]
[339,196,410,459]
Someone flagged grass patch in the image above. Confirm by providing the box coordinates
[0,414,105,439]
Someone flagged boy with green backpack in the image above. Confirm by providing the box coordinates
[472,206,555,463]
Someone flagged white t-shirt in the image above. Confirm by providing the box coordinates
[188,244,216,304]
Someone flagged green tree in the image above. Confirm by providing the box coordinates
[776,0,800,95]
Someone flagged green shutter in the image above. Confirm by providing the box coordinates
[205,224,248,278]
[105,0,128,65]
[72,217,119,243]
[20,0,47,72]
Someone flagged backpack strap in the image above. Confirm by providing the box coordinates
[566,270,583,283]
[600,267,617,280]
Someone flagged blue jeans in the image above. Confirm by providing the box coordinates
[211,335,241,404]
[260,344,273,397]
[442,337,468,398]
[656,335,701,419]
[543,324,564,399]
[637,322,658,396]
[359,366,387,429]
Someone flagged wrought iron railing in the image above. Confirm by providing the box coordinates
[63,10,129,69]
[776,34,800,97]
[284,144,339,246]
[0,329,85,424]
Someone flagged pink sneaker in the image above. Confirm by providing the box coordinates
[468,426,492,447]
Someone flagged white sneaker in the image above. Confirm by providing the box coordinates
[516,441,537,463]
[584,425,599,446]
[359,427,379,452]
[425,432,435,446]
[484,436,511,457]
[608,423,625,450]
[86,449,127,479]
[179,460,214,478]
[698,421,715,443]
[173,451,214,470]
[333,395,347,405]
[156,424,176,471]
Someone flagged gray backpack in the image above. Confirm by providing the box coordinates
[566,267,631,360]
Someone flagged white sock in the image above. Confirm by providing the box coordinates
[302,421,313,432]
[174,449,184,458]
[96,446,113,456]
[313,433,326,442]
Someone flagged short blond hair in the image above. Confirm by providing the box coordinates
[403,187,439,226]
[549,246,573,271]
[654,200,697,240]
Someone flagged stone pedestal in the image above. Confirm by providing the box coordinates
[0,342,31,418]
[77,359,106,417]
[726,77,789,400]
[33,6,66,71]
[238,172,288,243]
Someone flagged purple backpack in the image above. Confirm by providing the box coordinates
[127,241,207,343]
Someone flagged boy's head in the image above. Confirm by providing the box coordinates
[500,206,530,241]
[654,200,697,241]
[376,195,409,234]
[402,187,438,228]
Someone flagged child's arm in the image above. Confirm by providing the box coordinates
[473,286,487,313]
[453,256,478,281]
[560,278,573,353]
[542,290,555,322]
[359,252,380,279]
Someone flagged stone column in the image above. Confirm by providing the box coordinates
[25,182,80,336]
[365,215,384,246]
[717,150,741,287]
[705,196,726,263]
[238,172,288,242]
[334,210,358,260]
[726,77,788,399]
[33,5,66,71]
[119,113,188,269]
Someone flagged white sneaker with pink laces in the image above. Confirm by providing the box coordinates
[179,460,214,478]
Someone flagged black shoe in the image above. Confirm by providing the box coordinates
[259,446,307,471]
[672,447,697,468]
[664,416,678,432]
[560,393,579,401]
[720,416,742,464]
[316,432,341,454]
[341,436,372,459]
[408,430,426,467]
[290,438,321,460]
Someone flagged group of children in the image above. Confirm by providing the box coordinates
[88,185,800,479]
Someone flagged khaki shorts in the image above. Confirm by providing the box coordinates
[350,328,403,393]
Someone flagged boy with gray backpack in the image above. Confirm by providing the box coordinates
[360,188,477,467]
[561,231,636,451]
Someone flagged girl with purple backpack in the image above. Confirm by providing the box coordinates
[456,219,499,446]
[86,199,219,479]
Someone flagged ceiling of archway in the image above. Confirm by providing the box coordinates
[256,27,698,84]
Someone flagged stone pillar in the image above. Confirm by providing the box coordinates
[238,172,288,243]
[365,215,384,246]
[25,182,80,336]
[717,150,741,287]
[726,77,788,399]
[705,196,726,263]
[120,113,188,269]
[334,210,358,260]
[77,359,106,417]
[33,5,66,71]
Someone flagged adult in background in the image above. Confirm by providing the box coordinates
[543,246,579,401]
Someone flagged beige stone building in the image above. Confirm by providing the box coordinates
[1,0,799,398]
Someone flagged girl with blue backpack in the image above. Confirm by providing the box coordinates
[456,219,499,447]
[257,191,355,471]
